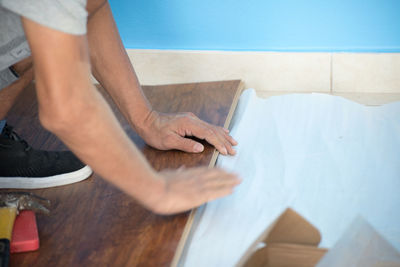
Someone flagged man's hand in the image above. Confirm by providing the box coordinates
[139,111,238,155]
[146,167,241,215]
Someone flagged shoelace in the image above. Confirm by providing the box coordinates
[1,124,32,152]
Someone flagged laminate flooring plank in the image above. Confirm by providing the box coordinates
[3,80,242,267]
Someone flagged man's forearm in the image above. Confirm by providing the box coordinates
[87,1,152,133]
[44,82,164,205]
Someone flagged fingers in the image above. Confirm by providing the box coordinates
[203,173,241,189]
[169,121,237,155]
[154,167,241,214]
[221,127,238,145]
[191,124,237,155]
[166,134,204,153]
[154,112,238,155]
[180,116,237,155]
[201,126,238,153]
[180,167,241,187]
[221,128,238,146]
[197,168,241,201]
[193,167,241,189]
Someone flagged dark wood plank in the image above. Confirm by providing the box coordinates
[3,80,242,266]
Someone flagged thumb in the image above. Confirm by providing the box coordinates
[171,135,204,153]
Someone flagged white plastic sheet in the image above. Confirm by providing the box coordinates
[182,89,400,267]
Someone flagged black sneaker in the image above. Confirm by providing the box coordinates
[0,124,92,189]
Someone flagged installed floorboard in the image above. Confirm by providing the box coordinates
[3,80,242,266]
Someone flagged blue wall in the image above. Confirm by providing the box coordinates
[109,0,400,52]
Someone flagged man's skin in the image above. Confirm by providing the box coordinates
[0,0,241,214]
[0,57,33,118]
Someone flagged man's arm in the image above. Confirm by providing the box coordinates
[86,1,237,155]
[22,18,240,214]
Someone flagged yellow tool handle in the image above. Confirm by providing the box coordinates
[0,207,17,240]
[0,207,17,267]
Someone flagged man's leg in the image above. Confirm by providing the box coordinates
[0,57,33,134]
[0,57,34,119]
[0,57,92,189]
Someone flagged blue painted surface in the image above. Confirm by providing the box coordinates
[109,0,400,52]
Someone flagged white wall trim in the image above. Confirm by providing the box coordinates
[123,49,400,93]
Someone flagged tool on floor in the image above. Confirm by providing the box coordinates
[11,210,40,253]
[0,192,50,267]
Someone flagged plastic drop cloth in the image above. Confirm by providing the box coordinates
[182,89,400,267]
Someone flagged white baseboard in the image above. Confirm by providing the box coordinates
[120,50,400,93]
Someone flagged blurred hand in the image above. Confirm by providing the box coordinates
[148,167,241,215]
[140,111,238,155]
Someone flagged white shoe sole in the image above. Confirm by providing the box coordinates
[0,165,93,189]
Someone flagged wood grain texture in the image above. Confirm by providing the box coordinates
[2,80,242,267]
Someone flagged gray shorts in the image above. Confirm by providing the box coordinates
[0,6,30,73]
[0,0,88,86]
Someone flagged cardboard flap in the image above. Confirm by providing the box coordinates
[236,208,321,266]
[265,208,321,246]
[244,244,327,267]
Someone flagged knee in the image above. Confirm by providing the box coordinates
[11,56,33,76]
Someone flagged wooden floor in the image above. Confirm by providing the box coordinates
[4,80,242,266]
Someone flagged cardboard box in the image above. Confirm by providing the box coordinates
[237,208,400,267]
